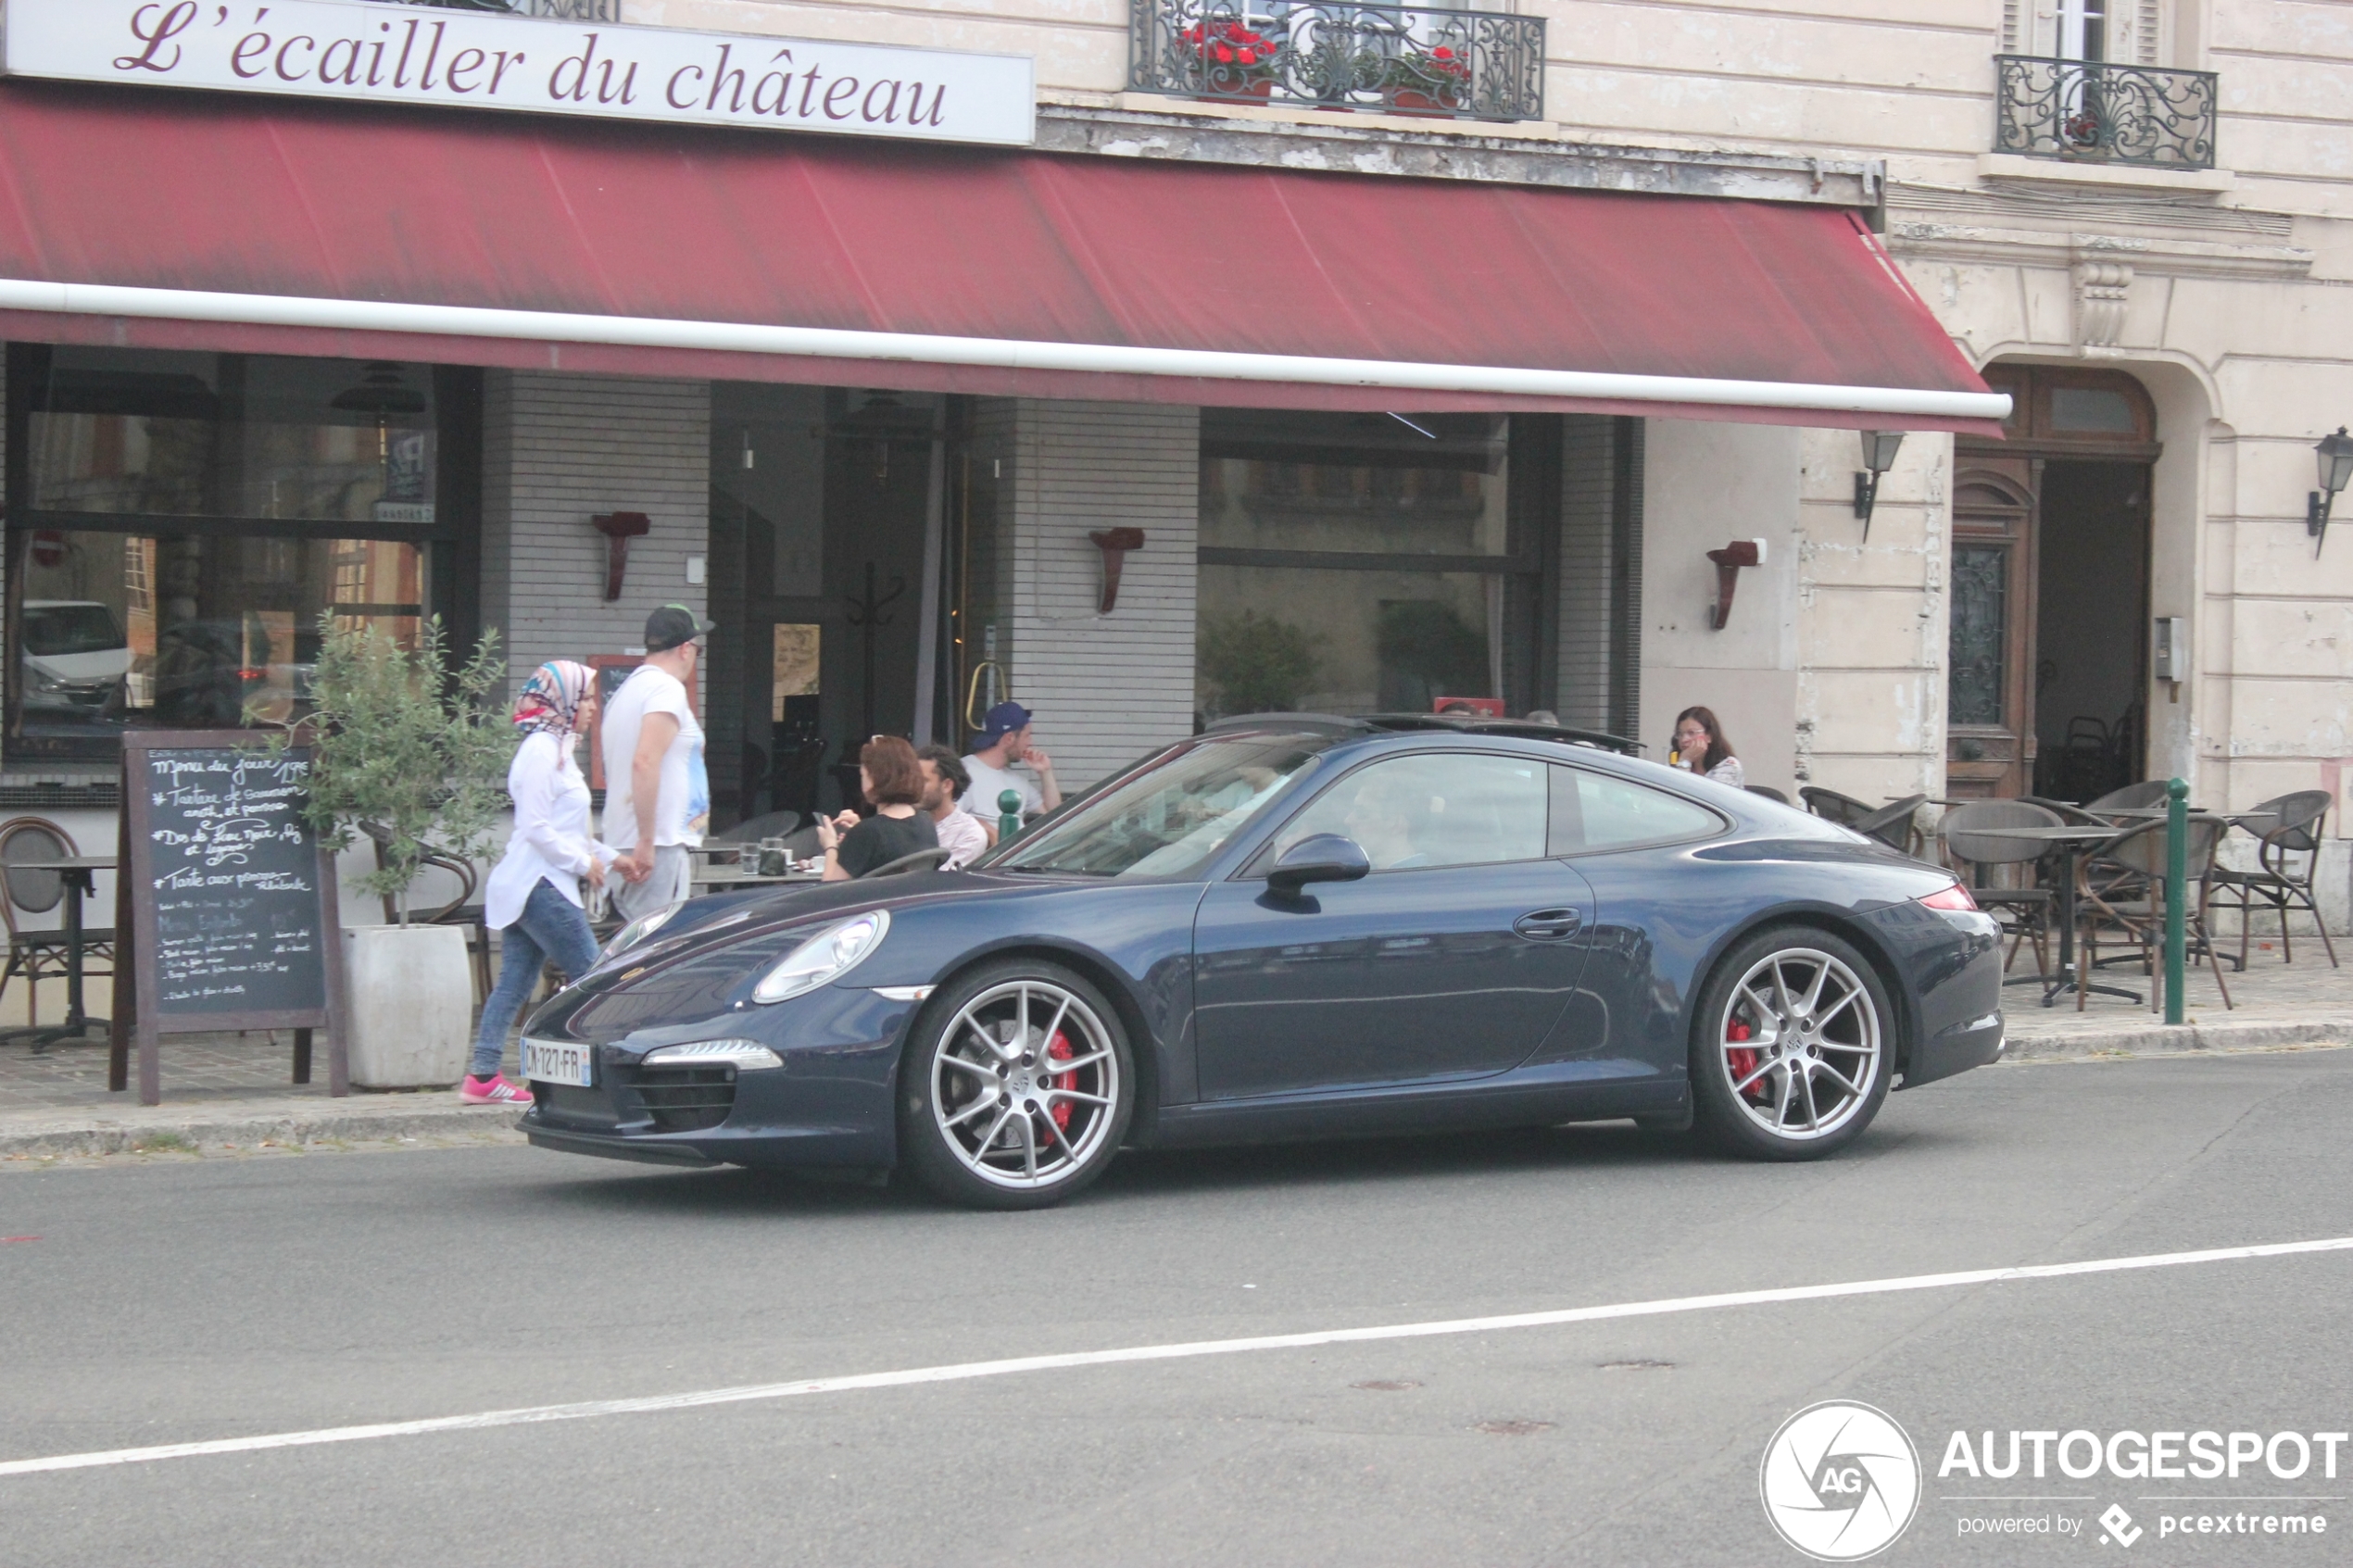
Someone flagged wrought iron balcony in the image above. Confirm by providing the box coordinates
[1130,1,1544,122]
[1994,55,2218,171]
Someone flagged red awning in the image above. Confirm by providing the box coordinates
[0,82,2000,433]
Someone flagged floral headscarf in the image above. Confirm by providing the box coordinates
[511,659,595,738]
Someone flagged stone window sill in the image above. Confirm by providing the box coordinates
[1976,153,2235,194]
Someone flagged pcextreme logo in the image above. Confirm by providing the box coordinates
[1760,1401,1923,1562]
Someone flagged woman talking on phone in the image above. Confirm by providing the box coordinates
[1671,706,1745,788]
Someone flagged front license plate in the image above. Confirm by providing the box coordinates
[522,1038,594,1088]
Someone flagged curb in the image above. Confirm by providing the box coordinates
[2000,1017,2353,1062]
[0,1096,526,1160]
[5,1020,2348,1159]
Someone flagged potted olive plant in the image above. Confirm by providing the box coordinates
[270,616,509,1089]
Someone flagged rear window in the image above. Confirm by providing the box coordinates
[1550,766,1724,854]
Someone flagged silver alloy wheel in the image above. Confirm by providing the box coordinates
[930,980,1121,1191]
[1718,947,1882,1142]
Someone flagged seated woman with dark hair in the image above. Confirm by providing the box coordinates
[818,735,939,881]
[1672,706,1744,788]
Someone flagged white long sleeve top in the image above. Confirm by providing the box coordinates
[484,731,616,932]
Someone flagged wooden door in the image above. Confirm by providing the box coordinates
[1945,460,2039,798]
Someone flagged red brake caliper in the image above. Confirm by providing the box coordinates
[1048,1031,1076,1131]
[1725,1018,1759,1099]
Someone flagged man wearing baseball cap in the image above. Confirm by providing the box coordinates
[602,604,713,920]
[961,700,1061,822]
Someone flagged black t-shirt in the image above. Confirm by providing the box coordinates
[835,810,940,879]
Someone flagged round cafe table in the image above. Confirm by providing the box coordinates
[0,855,116,1053]
[1966,825,2140,1008]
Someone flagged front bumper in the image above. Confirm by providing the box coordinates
[517,984,917,1169]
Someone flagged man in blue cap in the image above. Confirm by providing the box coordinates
[962,700,1061,822]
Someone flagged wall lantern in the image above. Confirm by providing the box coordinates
[1088,528,1147,613]
[1705,538,1768,630]
[592,511,651,601]
[2308,427,2353,557]
[1852,429,1906,540]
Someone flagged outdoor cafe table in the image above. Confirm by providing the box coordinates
[1968,825,2139,1009]
[0,855,114,1052]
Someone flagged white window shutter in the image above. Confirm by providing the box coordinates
[2113,0,2162,65]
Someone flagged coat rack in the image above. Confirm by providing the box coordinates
[845,559,907,740]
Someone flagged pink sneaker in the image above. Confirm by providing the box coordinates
[461,1074,534,1106]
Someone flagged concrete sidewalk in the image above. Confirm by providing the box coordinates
[1,945,2345,1162]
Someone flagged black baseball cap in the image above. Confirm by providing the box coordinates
[645,603,715,652]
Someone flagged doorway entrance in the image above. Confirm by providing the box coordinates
[1947,366,2157,801]
[706,384,941,829]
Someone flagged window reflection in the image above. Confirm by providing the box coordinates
[16,530,424,740]
[28,350,436,523]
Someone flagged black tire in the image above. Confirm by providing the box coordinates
[898,959,1135,1210]
[1689,925,1894,1160]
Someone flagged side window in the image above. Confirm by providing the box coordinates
[1274,753,1548,872]
[1550,766,1722,854]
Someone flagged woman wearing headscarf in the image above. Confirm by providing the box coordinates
[465,661,618,1105]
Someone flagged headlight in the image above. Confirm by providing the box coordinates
[641,1039,783,1071]
[752,910,890,1005]
[598,901,681,967]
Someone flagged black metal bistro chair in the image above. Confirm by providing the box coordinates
[1854,795,1929,857]
[2076,813,2234,1014]
[860,847,951,880]
[1744,785,1792,805]
[1799,786,1873,826]
[0,816,116,1035]
[2084,780,2170,820]
[363,822,492,1002]
[1941,800,2062,977]
[2207,790,2338,970]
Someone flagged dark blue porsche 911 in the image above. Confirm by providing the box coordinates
[518,715,2005,1209]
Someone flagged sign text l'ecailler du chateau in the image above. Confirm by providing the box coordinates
[1,0,1036,146]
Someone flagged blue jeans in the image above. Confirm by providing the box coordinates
[472,878,603,1077]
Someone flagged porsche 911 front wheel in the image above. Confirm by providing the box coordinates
[900,960,1134,1210]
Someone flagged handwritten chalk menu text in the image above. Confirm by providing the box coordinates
[143,748,328,1016]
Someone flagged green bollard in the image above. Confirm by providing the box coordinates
[997,788,1024,847]
[2164,776,2188,1024]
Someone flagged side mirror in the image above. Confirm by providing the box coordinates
[1266,834,1372,898]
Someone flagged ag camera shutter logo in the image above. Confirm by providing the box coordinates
[1760,1401,1922,1561]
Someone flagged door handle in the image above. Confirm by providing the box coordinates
[1514,908,1582,941]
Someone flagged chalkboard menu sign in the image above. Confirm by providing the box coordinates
[110,732,347,1105]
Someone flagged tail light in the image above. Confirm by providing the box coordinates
[1917,883,1978,912]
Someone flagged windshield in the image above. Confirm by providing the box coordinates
[24,604,125,658]
[993,732,1333,878]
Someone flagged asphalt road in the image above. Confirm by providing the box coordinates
[5,1047,2352,1567]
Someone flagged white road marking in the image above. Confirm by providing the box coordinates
[6,1234,2350,1479]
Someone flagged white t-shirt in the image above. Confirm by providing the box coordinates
[602,665,705,851]
[963,755,1042,821]
[934,807,989,870]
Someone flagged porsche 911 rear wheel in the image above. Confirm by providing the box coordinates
[1691,927,1892,1160]
[900,960,1133,1210]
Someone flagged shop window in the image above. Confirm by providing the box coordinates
[7,346,469,761]
[1196,409,1538,721]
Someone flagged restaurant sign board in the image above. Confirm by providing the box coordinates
[1,0,1036,147]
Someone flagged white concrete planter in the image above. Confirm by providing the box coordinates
[342,924,473,1090]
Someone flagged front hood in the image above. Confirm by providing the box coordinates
[534,868,1112,1042]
